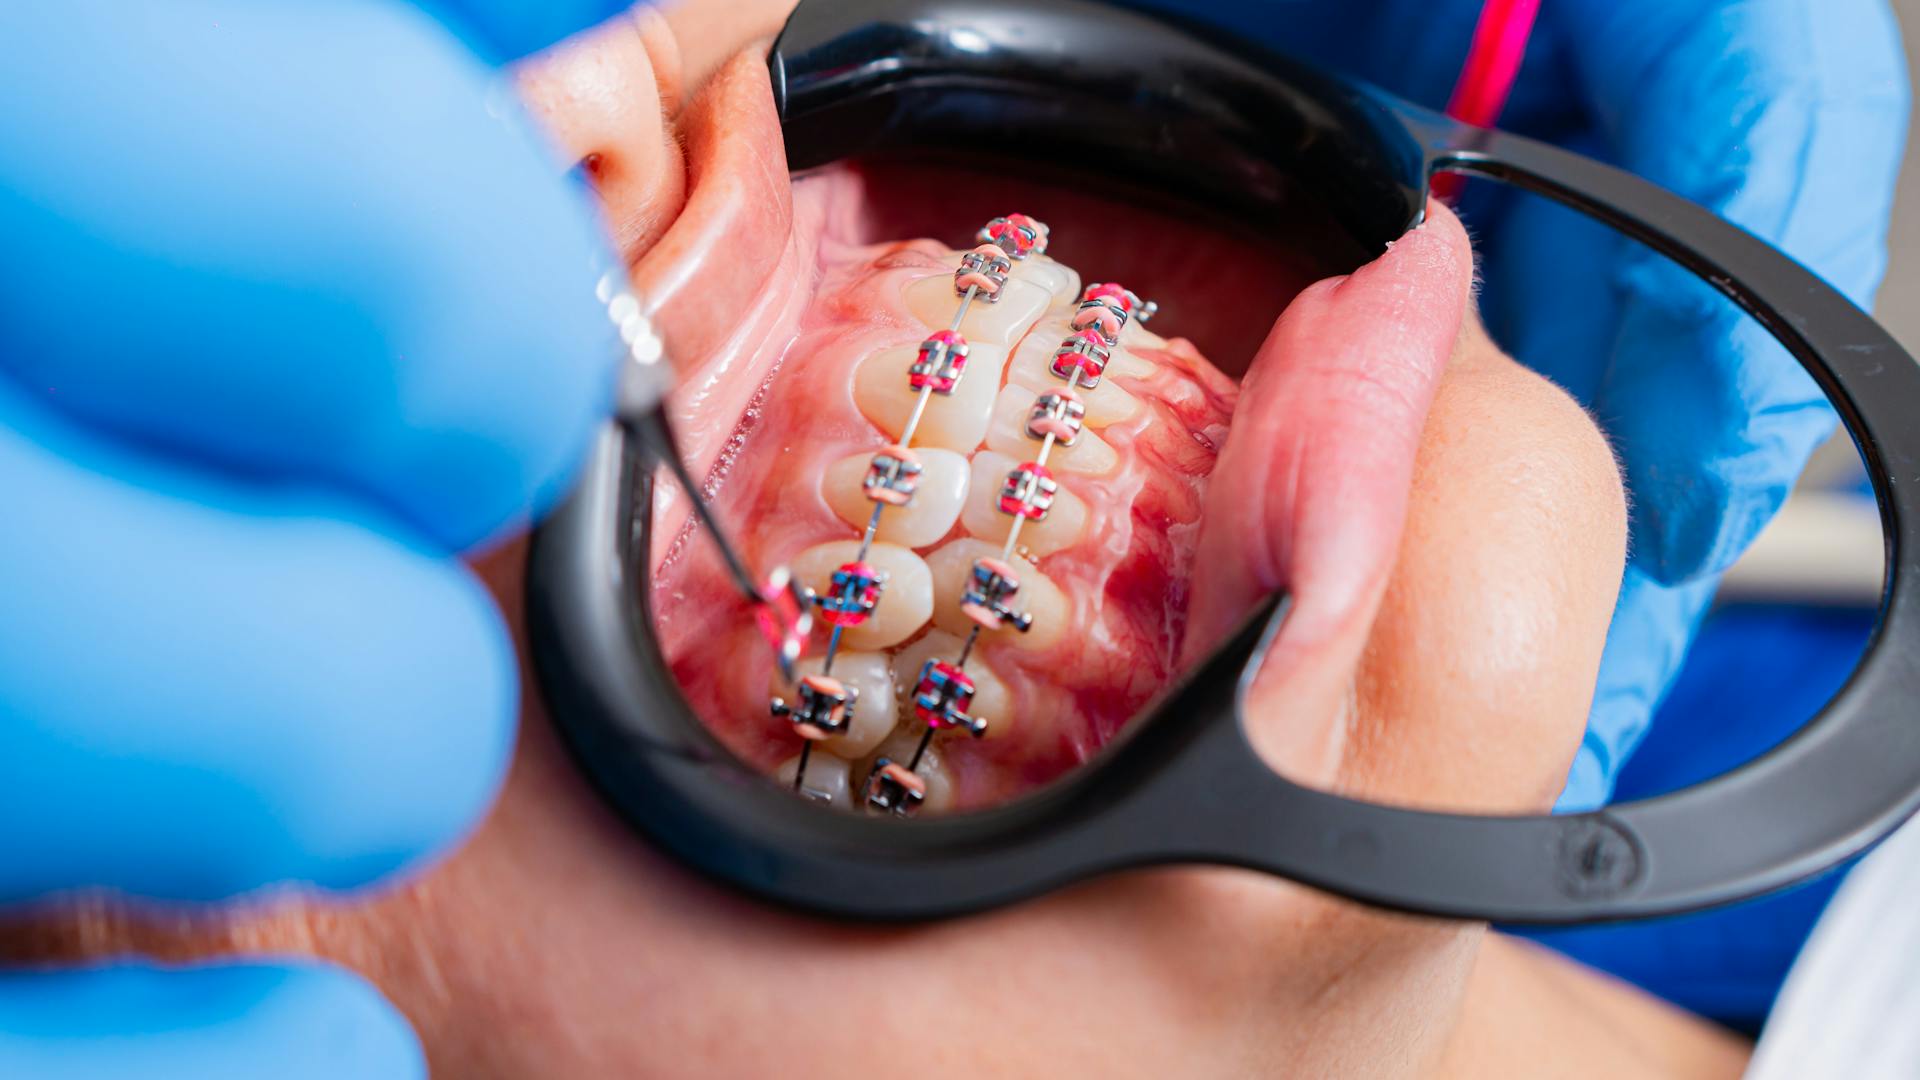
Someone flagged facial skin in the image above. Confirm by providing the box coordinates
[3,6,1748,1077]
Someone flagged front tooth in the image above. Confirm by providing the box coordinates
[775,751,853,808]
[893,630,1014,741]
[821,447,968,549]
[984,385,1119,476]
[926,538,1067,651]
[1006,317,1148,426]
[769,651,897,758]
[853,342,1007,452]
[790,540,932,650]
[905,273,1051,345]
[961,450,1085,557]
[859,731,955,815]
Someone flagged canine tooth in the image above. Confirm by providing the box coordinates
[905,273,1051,346]
[790,540,932,650]
[984,386,1118,476]
[775,751,853,808]
[926,538,1067,651]
[853,342,1006,452]
[961,450,1085,556]
[1005,317,1147,426]
[893,631,1014,741]
[822,447,968,549]
[1018,256,1081,307]
[769,651,897,758]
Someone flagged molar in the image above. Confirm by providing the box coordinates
[905,273,1051,345]
[790,540,933,650]
[769,651,897,758]
[821,447,968,549]
[893,630,1014,741]
[853,342,1007,452]
[961,450,1086,557]
[926,538,1067,651]
[774,750,853,808]
[984,385,1119,476]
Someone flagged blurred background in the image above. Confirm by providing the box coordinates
[1518,3,1920,1035]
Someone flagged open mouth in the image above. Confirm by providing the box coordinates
[612,43,1459,814]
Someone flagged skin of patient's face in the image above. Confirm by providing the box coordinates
[4,7,1748,1078]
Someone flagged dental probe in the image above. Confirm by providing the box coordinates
[782,214,1047,799]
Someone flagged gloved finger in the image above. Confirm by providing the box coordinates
[0,963,422,1080]
[0,388,513,903]
[1185,203,1472,776]
[0,2,617,553]
[414,0,637,64]
[1554,0,1907,583]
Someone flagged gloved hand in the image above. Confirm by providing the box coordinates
[0,2,630,1075]
[1130,0,1909,809]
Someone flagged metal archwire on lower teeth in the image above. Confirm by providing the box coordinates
[738,216,1159,811]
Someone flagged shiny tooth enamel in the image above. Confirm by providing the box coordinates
[984,385,1119,476]
[926,538,1067,651]
[961,450,1085,556]
[1006,316,1148,426]
[775,750,853,807]
[769,651,897,758]
[790,540,933,650]
[1018,256,1082,305]
[853,342,1007,452]
[893,630,1014,741]
[821,447,968,549]
[905,273,1052,345]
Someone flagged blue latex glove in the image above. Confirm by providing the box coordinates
[0,1,629,1074]
[1129,0,1908,808]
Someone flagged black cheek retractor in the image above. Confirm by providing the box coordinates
[527,0,1920,924]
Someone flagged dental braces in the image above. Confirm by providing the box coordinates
[760,213,1155,811]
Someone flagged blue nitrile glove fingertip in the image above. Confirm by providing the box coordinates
[0,963,424,1080]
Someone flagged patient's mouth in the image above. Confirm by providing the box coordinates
[630,48,1461,813]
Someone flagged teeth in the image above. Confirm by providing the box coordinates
[853,342,1007,452]
[893,630,1014,741]
[926,538,1067,651]
[769,651,897,758]
[961,450,1085,556]
[905,273,1052,345]
[821,447,968,549]
[775,750,853,808]
[1006,316,1147,426]
[789,540,933,650]
[859,731,955,814]
[1019,256,1082,305]
[984,385,1118,476]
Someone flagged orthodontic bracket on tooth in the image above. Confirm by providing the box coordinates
[1051,328,1113,388]
[998,461,1058,521]
[770,673,859,741]
[961,557,1033,633]
[863,758,928,815]
[1073,282,1158,341]
[914,659,989,738]
[1026,391,1085,446]
[955,245,1013,302]
[863,444,923,505]
[909,330,971,394]
[978,213,1050,260]
[816,560,888,628]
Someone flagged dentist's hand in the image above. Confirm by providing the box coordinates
[0,2,631,1074]
[1133,0,1909,808]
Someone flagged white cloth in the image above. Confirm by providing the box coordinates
[1745,813,1920,1078]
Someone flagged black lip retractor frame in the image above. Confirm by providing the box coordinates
[528,0,1920,925]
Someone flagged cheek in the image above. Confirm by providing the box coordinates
[514,14,687,263]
